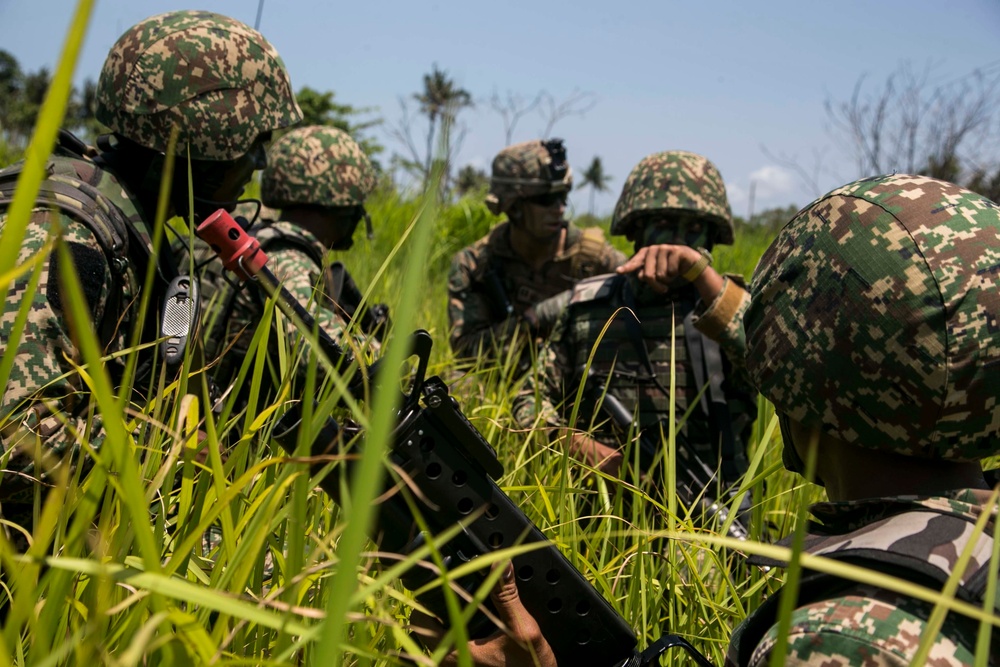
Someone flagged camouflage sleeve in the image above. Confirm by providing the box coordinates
[1,212,113,502]
[690,274,749,365]
[530,289,572,338]
[447,247,522,359]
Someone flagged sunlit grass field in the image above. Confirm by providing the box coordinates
[0,5,997,666]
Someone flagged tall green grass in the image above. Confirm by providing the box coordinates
[0,4,997,666]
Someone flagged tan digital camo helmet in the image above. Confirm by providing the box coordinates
[611,151,734,245]
[745,174,1000,461]
[262,126,376,209]
[485,139,573,215]
[96,10,302,161]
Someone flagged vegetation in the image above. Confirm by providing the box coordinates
[291,86,385,169]
[0,8,997,667]
[577,156,613,217]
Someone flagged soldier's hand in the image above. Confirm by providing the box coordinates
[616,244,704,293]
[568,433,623,477]
[410,563,558,667]
[527,290,572,337]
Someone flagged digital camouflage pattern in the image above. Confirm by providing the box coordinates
[513,273,754,478]
[198,218,358,391]
[745,174,1000,461]
[447,221,625,362]
[262,126,376,209]
[728,490,999,666]
[610,151,735,245]
[485,140,573,215]
[0,151,145,504]
[96,10,302,161]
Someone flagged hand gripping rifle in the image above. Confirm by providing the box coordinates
[580,370,749,542]
[197,208,714,667]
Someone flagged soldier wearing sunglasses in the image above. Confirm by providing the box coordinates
[447,139,626,372]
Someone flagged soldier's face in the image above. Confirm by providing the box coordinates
[186,137,269,217]
[517,192,567,240]
[636,215,711,250]
[324,206,365,250]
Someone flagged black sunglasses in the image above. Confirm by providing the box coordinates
[524,192,568,208]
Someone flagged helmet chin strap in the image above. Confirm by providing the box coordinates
[364,209,374,240]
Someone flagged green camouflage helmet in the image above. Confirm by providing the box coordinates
[262,126,376,208]
[745,174,1000,461]
[485,139,573,215]
[96,10,302,161]
[610,151,734,245]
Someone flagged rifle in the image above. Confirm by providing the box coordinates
[197,208,715,667]
[581,371,749,541]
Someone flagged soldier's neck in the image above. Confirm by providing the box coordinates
[508,223,565,270]
[806,431,990,501]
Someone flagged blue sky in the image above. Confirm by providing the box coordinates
[2,0,998,217]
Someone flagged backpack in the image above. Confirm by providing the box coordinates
[0,131,135,350]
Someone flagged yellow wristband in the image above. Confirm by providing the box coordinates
[681,247,713,282]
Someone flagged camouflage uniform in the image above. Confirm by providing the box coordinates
[727,175,1000,666]
[448,140,626,364]
[197,126,379,390]
[0,12,300,521]
[514,151,753,482]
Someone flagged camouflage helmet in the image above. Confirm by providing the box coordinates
[610,151,734,245]
[96,10,302,161]
[261,126,376,209]
[745,174,1000,462]
[485,139,573,215]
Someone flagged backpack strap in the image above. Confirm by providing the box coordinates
[0,158,131,349]
[730,509,998,666]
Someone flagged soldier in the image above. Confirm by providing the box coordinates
[0,11,301,536]
[197,125,383,393]
[514,150,754,493]
[453,173,1000,666]
[447,139,626,369]
[726,173,1000,665]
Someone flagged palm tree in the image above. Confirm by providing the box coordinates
[413,64,472,183]
[578,156,612,216]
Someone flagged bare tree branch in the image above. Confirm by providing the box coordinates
[826,61,1000,183]
[538,89,598,139]
[385,96,427,182]
[488,89,542,145]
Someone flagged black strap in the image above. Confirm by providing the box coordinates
[687,310,741,482]
[328,261,347,307]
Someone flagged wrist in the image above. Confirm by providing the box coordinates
[681,247,713,283]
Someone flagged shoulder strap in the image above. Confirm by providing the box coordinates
[731,509,998,666]
[682,310,742,480]
[0,158,131,348]
[255,222,328,267]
